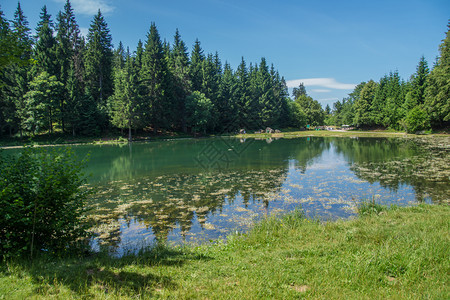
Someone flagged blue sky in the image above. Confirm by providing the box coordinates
[2,0,449,107]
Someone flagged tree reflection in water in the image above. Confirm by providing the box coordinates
[78,136,449,254]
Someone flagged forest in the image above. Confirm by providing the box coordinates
[0,1,448,139]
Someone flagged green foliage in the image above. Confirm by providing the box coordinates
[84,10,113,108]
[0,205,447,298]
[23,71,64,135]
[357,198,388,216]
[354,80,377,127]
[0,147,90,258]
[404,106,430,133]
[424,21,450,128]
[294,94,325,126]
[186,91,212,134]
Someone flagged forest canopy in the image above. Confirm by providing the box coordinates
[0,1,448,138]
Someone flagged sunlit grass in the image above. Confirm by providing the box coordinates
[1,204,448,299]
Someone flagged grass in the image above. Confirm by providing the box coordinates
[236,129,433,139]
[1,204,448,299]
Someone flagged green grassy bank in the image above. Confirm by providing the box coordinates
[1,204,448,299]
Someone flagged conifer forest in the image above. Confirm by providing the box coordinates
[0,1,448,138]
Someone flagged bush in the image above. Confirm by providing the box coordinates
[404,106,430,133]
[0,147,90,258]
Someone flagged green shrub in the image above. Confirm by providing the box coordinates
[404,106,430,133]
[0,148,90,259]
[357,199,388,216]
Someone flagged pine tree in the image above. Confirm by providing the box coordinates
[201,53,220,130]
[234,57,250,128]
[169,29,191,132]
[12,2,32,60]
[34,6,57,76]
[55,0,84,132]
[424,21,450,127]
[258,58,276,127]
[218,62,237,131]
[113,41,125,70]
[109,51,142,141]
[190,39,204,92]
[141,22,171,132]
[4,3,33,136]
[405,56,429,110]
[84,10,113,107]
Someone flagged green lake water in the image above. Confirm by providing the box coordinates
[4,136,449,255]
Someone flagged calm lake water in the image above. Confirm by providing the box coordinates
[4,136,449,255]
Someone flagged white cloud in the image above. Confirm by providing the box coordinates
[286,78,356,90]
[310,89,331,93]
[79,27,89,38]
[317,98,339,102]
[54,0,115,16]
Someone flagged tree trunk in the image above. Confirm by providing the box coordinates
[128,120,132,143]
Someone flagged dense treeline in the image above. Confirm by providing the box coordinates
[328,22,450,132]
[1,1,447,138]
[0,1,307,139]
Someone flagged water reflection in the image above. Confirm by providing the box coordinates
[6,136,447,254]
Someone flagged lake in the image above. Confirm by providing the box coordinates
[4,136,449,255]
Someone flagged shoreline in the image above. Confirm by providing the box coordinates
[1,130,448,149]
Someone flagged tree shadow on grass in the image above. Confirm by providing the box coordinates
[12,245,212,298]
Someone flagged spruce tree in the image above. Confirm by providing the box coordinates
[190,39,204,92]
[5,3,33,136]
[218,62,237,131]
[258,58,275,127]
[12,2,32,60]
[201,53,220,130]
[141,22,171,132]
[170,29,191,132]
[109,51,142,141]
[425,21,450,127]
[234,57,250,128]
[84,10,113,107]
[55,0,83,132]
[34,6,57,76]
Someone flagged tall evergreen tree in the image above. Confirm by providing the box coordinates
[234,57,250,128]
[201,53,221,130]
[55,0,83,132]
[190,39,204,92]
[5,3,33,136]
[12,2,32,59]
[425,21,450,127]
[84,10,113,107]
[141,22,171,132]
[292,83,307,99]
[405,56,429,110]
[169,29,191,132]
[109,51,143,140]
[258,58,276,127]
[34,6,57,76]
[113,41,126,70]
[217,62,237,131]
